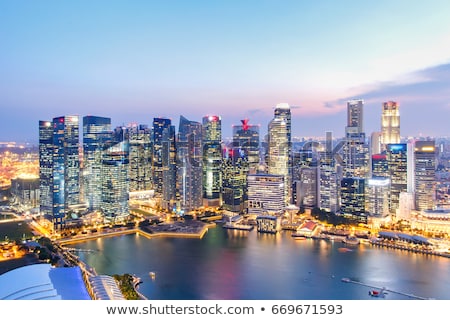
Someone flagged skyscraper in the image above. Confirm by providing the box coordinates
[52,115,80,229]
[366,178,390,217]
[386,144,408,213]
[247,174,284,215]
[342,99,368,178]
[268,103,292,204]
[101,141,129,222]
[232,119,260,174]
[371,154,388,178]
[128,124,152,192]
[222,146,248,213]
[381,101,400,148]
[202,115,222,207]
[83,116,112,211]
[39,120,53,217]
[340,177,366,223]
[162,123,177,211]
[319,131,339,213]
[296,166,319,209]
[177,116,203,212]
[152,118,172,196]
[414,140,436,211]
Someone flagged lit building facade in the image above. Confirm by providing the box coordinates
[232,119,260,174]
[318,135,339,213]
[101,141,129,222]
[267,103,292,204]
[342,99,368,178]
[161,123,177,211]
[381,101,400,148]
[128,124,152,192]
[202,115,222,207]
[39,120,53,217]
[414,140,436,211]
[340,177,367,222]
[11,177,40,208]
[52,115,80,229]
[83,116,112,211]
[152,118,172,196]
[372,154,388,178]
[296,166,318,208]
[247,173,284,215]
[386,143,408,213]
[366,178,390,217]
[177,116,203,212]
[222,147,248,213]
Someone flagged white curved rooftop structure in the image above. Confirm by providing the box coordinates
[89,275,125,300]
[0,264,91,300]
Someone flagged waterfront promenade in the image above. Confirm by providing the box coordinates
[56,220,214,246]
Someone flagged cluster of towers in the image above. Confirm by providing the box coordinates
[313,100,436,223]
[39,100,437,229]
[40,112,266,229]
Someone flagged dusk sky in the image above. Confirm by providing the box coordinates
[2,1,450,143]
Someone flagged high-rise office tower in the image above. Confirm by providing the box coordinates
[347,99,364,133]
[414,140,436,211]
[371,154,388,178]
[268,103,292,204]
[202,115,222,207]
[162,123,177,211]
[222,146,248,213]
[247,174,284,215]
[381,101,400,148]
[177,116,203,212]
[83,116,112,211]
[152,118,172,196]
[366,178,390,217]
[232,119,260,174]
[128,124,152,192]
[386,144,408,213]
[39,120,53,217]
[296,166,319,209]
[101,141,129,222]
[340,177,367,223]
[342,99,368,178]
[319,132,339,213]
[52,115,80,229]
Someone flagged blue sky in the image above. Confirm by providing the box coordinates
[1,1,450,143]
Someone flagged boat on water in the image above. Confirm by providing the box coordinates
[223,223,254,231]
[342,236,360,245]
[291,233,307,239]
[369,287,387,298]
[149,272,156,279]
[341,277,351,283]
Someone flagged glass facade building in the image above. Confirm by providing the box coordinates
[83,116,112,210]
[268,103,292,204]
[177,116,203,212]
[52,115,80,229]
[202,115,222,207]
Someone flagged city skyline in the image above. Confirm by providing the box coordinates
[2,1,450,142]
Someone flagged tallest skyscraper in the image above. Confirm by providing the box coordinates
[268,103,292,205]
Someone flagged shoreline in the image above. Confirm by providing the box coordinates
[56,222,215,246]
[56,223,450,260]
